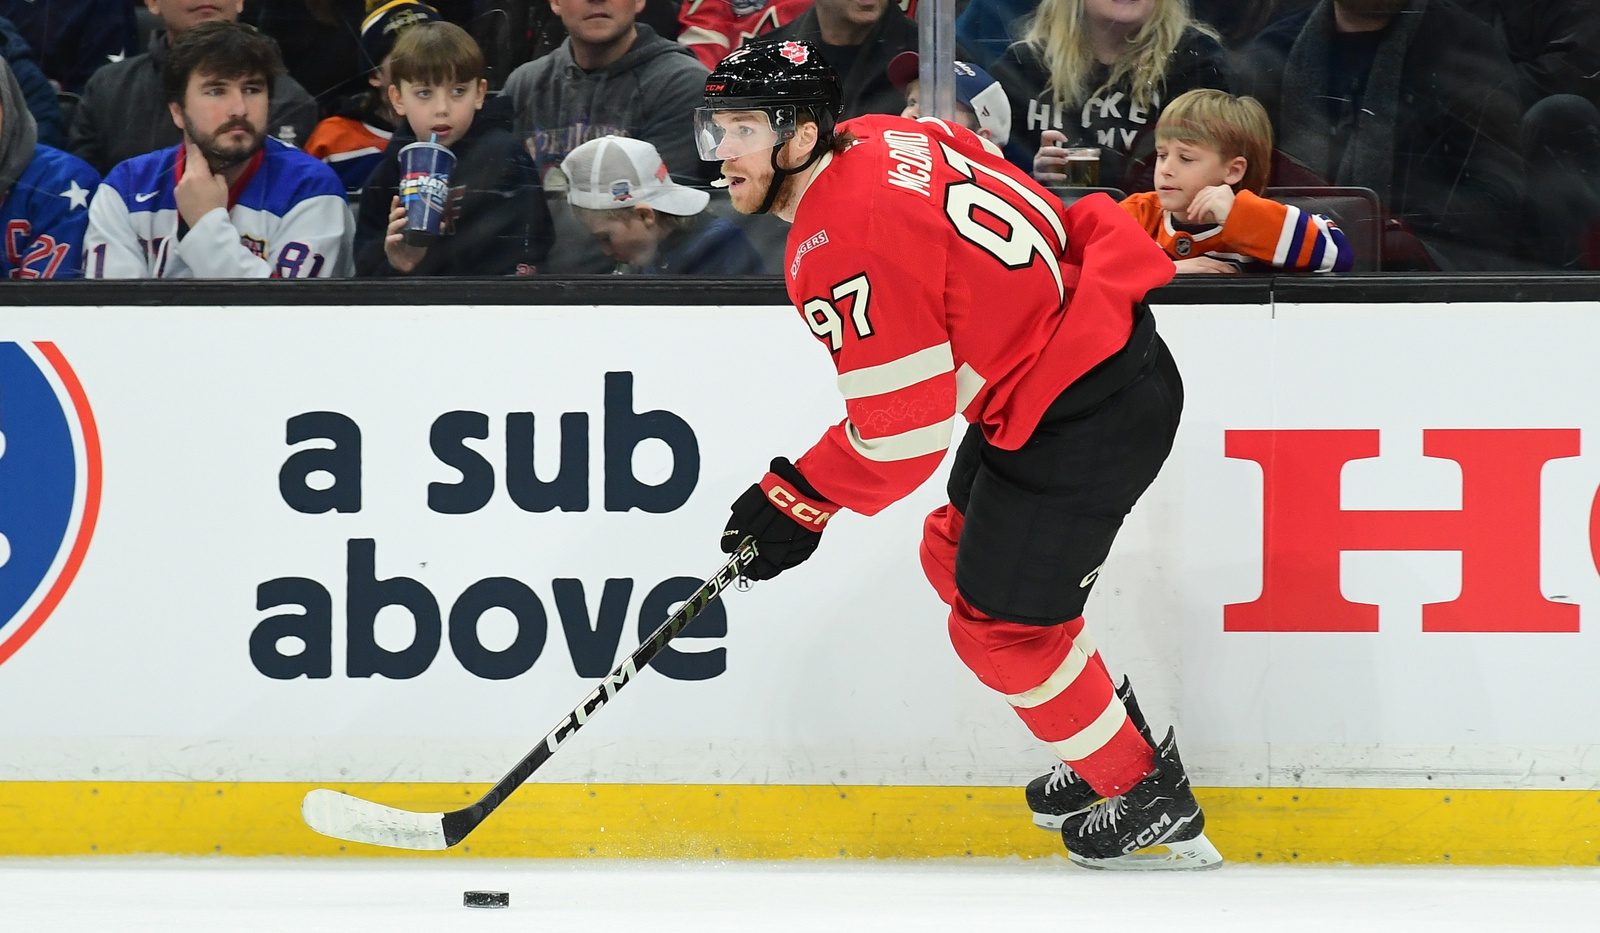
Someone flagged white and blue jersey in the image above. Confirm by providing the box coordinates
[0,144,100,279]
[84,138,352,278]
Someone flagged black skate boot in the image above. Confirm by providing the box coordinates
[1024,677,1152,830]
[1057,726,1223,871]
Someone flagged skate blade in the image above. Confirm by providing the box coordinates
[1032,813,1066,831]
[1067,833,1224,872]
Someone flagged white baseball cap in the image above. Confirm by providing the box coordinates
[561,135,710,216]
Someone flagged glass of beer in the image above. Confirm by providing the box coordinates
[1064,148,1101,187]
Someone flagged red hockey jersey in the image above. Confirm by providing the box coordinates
[679,0,920,70]
[785,114,1175,517]
[678,0,813,70]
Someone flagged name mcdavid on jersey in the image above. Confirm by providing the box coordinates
[0,342,100,667]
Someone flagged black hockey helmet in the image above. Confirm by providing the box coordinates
[695,39,843,163]
[695,40,842,215]
[703,39,842,119]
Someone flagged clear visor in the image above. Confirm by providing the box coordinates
[693,106,796,161]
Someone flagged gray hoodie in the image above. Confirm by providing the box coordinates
[502,24,713,186]
[0,55,37,196]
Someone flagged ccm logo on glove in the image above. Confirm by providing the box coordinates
[764,478,833,528]
[720,457,836,581]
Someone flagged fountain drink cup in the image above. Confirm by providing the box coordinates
[398,140,455,246]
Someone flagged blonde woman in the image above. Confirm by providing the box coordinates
[990,0,1228,192]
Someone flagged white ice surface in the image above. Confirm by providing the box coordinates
[0,858,1595,933]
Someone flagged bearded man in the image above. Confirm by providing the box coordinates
[69,0,318,175]
[84,20,351,278]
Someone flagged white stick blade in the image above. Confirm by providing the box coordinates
[301,789,450,851]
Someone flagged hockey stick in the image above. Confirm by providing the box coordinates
[301,538,759,850]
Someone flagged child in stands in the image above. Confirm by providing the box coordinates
[1120,88,1352,274]
[354,21,553,276]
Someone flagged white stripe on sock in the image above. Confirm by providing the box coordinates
[1005,632,1098,709]
[1046,692,1128,762]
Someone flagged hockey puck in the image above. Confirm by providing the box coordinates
[463,890,510,909]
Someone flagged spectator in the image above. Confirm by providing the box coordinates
[69,1,319,175]
[560,133,761,274]
[0,0,137,94]
[525,0,683,63]
[889,51,1012,147]
[992,0,1229,193]
[502,0,711,186]
[83,21,351,278]
[678,0,811,69]
[0,15,66,148]
[355,21,553,275]
[1118,88,1351,273]
[0,56,100,278]
[766,0,917,119]
[1243,0,1525,270]
[306,0,442,191]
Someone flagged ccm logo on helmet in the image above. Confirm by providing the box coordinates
[705,82,727,92]
[766,485,832,528]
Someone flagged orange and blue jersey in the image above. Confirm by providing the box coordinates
[1119,189,1352,273]
[306,115,393,191]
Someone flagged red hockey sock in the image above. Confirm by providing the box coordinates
[947,596,1153,796]
[919,504,964,606]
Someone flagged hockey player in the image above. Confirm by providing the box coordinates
[698,39,1221,870]
[83,21,351,279]
[1119,89,1353,274]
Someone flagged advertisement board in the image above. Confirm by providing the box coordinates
[2,300,1597,861]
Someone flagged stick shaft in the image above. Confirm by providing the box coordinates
[437,538,758,846]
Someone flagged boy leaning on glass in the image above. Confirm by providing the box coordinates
[1119,89,1352,275]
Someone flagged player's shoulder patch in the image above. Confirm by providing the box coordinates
[789,228,828,280]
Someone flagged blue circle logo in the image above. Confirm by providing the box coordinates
[0,342,100,667]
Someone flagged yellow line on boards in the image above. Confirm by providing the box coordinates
[0,783,1595,865]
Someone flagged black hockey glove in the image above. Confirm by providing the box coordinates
[720,457,835,581]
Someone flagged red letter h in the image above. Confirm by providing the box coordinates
[1225,429,1579,633]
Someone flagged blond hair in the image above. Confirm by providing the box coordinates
[1156,88,1272,194]
[1019,0,1213,114]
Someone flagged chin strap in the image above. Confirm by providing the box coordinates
[753,111,836,215]
[753,143,827,215]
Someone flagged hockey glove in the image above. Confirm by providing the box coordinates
[720,457,836,580]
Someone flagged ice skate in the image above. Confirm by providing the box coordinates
[1057,726,1223,871]
[1024,677,1151,830]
